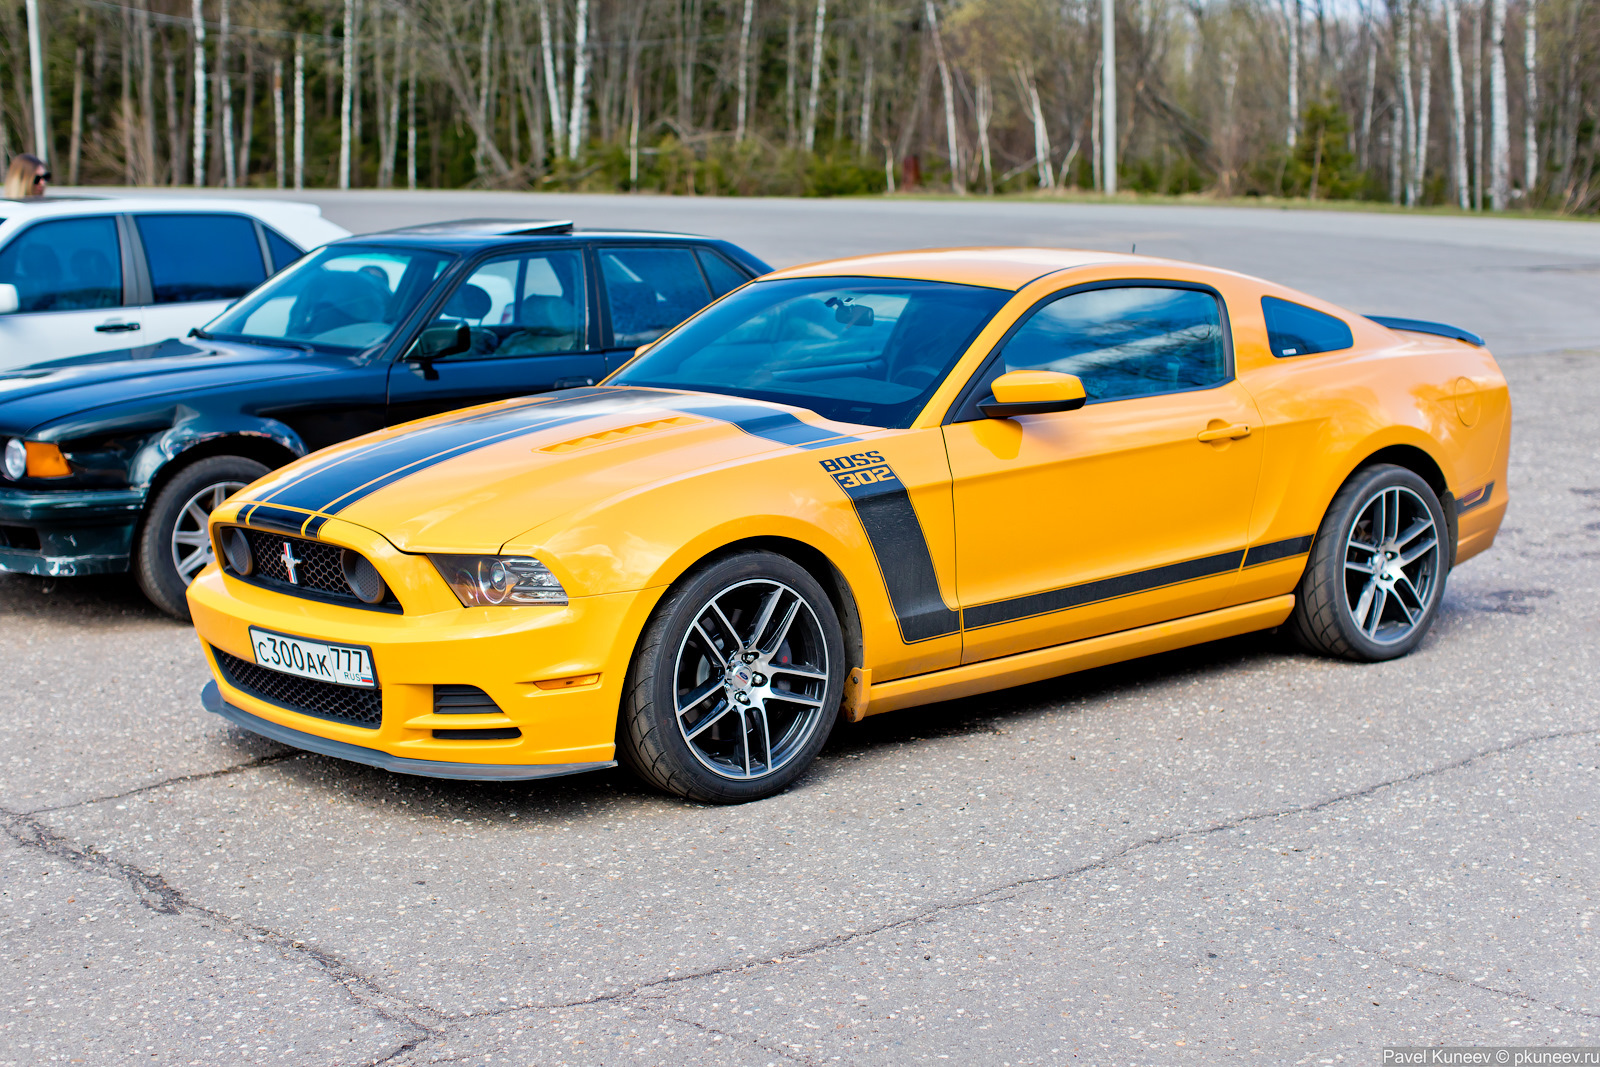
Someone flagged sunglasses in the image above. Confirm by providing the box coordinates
[33,172,50,184]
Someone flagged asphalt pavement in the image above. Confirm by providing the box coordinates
[2,195,1598,1066]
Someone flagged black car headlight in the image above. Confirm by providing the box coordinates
[429,555,568,607]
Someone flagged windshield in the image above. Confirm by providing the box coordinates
[610,276,1010,428]
[204,244,453,351]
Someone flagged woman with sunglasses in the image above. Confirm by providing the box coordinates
[3,153,49,199]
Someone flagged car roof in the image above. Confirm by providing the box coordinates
[335,224,729,252]
[0,195,348,247]
[768,247,1173,291]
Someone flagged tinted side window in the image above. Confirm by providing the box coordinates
[426,250,587,358]
[135,214,267,304]
[0,217,123,312]
[996,286,1227,403]
[264,228,304,273]
[601,247,714,346]
[697,248,751,297]
[1262,296,1353,357]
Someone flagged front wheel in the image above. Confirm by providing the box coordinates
[1288,463,1450,662]
[618,551,845,803]
[134,455,269,620]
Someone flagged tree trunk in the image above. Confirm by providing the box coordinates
[568,0,591,159]
[123,10,135,180]
[165,34,184,184]
[1014,63,1054,189]
[537,0,565,159]
[1523,0,1536,197]
[476,0,495,176]
[138,1,156,180]
[220,0,235,187]
[1473,0,1484,208]
[736,0,755,142]
[1398,3,1415,204]
[273,56,285,189]
[192,0,206,184]
[407,43,417,189]
[1489,0,1510,208]
[804,0,827,153]
[1445,0,1470,208]
[69,15,84,185]
[785,4,798,147]
[1286,0,1300,148]
[1415,29,1432,202]
[294,33,305,189]
[1101,0,1117,193]
[976,70,993,194]
[339,0,354,188]
[924,0,959,190]
[1360,16,1377,169]
[857,2,874,156]
[240,47,255,183]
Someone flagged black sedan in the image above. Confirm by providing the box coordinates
[0,219,769,616]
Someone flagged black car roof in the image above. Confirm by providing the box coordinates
[336,219,728,252]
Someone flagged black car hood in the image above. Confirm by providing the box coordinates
[0,338,357,436]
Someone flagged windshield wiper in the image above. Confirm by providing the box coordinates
[200,332,316,354]
[187,327,212,340]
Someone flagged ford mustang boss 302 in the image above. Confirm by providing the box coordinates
[188,248,1510,803]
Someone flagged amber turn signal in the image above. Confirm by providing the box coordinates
[25,441,71,478]
[533,673,600,691]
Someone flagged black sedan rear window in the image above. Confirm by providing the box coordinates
[611,276,1009,428]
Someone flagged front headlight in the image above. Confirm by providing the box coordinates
[429,554,568,607]
[2,439,24,480]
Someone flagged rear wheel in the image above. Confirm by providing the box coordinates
[135,455,268,620]
[1289,463,1449,662]
[618,551,845,803]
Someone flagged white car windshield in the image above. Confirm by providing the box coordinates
[205,245,453,351]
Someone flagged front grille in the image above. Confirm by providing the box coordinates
[227,529,400,613]
[243,529,350,595]
[212,647,383,729]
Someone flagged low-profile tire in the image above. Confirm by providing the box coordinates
[134,455,268,620]
[1288,463,1450,662]
[618,551,845,804]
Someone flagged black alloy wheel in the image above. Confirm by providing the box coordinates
[1289,463,1450,662]
[618,551,846,803]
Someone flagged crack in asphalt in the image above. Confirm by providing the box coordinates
[7,726,1592,1064]
[21,752,304,816]
[425,726,1599,1036]
[664,1011,823,1066]
[1295,923,1600,1021]
[0,801,445,1066]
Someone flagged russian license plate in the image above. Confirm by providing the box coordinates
[248,627,376,689]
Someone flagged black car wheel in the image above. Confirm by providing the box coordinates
[1288,463,1450,662]
[135,455,268,620]
[618,551,845,803]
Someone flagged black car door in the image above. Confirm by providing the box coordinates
[596,244,751,373]
[385,246,606,425]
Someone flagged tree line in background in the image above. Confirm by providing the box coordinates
[2,0,1596,211]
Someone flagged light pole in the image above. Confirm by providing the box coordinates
[1102,0,1116,194]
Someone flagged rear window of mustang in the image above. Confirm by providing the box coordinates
[1262,296,1353,358]
[611,276,1010,428]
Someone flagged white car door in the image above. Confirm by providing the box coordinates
[0,214,143,368]
[126,213,272,345]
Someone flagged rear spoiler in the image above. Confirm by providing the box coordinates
[1366,315,1485,347]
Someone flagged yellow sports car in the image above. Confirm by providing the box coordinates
[189,248,1510,802]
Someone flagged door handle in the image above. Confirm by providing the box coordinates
[94,321,141,333]
[1197,422,1251,443]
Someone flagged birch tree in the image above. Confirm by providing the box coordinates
[192,0,207,184]
[1523,0,1537,194]
[1489,0,1511,207]
[803,0,828,152]
[1444,0,1470,207]
[926,0,962,190]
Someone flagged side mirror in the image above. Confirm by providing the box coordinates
[978,370,1087,418]
[408,323,472,362]
[0,283,19,315]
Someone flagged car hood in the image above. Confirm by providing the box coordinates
[232,386,869,555]
[0,337,348,435]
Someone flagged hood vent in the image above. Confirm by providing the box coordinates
[539,415,705,454]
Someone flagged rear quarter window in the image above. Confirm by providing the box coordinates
[1262,296,1353,358]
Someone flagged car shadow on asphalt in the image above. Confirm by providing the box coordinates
[226,628,1301,826]
[0,572,176,624]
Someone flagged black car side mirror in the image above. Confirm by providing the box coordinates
[405,324,472,379]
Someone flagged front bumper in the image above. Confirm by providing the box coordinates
[188,558,664,775]
[0,486,145,576]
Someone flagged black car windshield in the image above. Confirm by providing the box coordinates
[610,276,1011,428]
[204,244,453,351]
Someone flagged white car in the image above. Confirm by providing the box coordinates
[0,197,349,368]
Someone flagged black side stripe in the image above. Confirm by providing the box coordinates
[673,398,861,451]
[1243,535,1314,567]
[962,549,1247,630]
[827,463,960,643]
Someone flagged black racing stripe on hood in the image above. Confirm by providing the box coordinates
[670,397,862,450]
[256,388,680,515]
[239,503,325,538]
